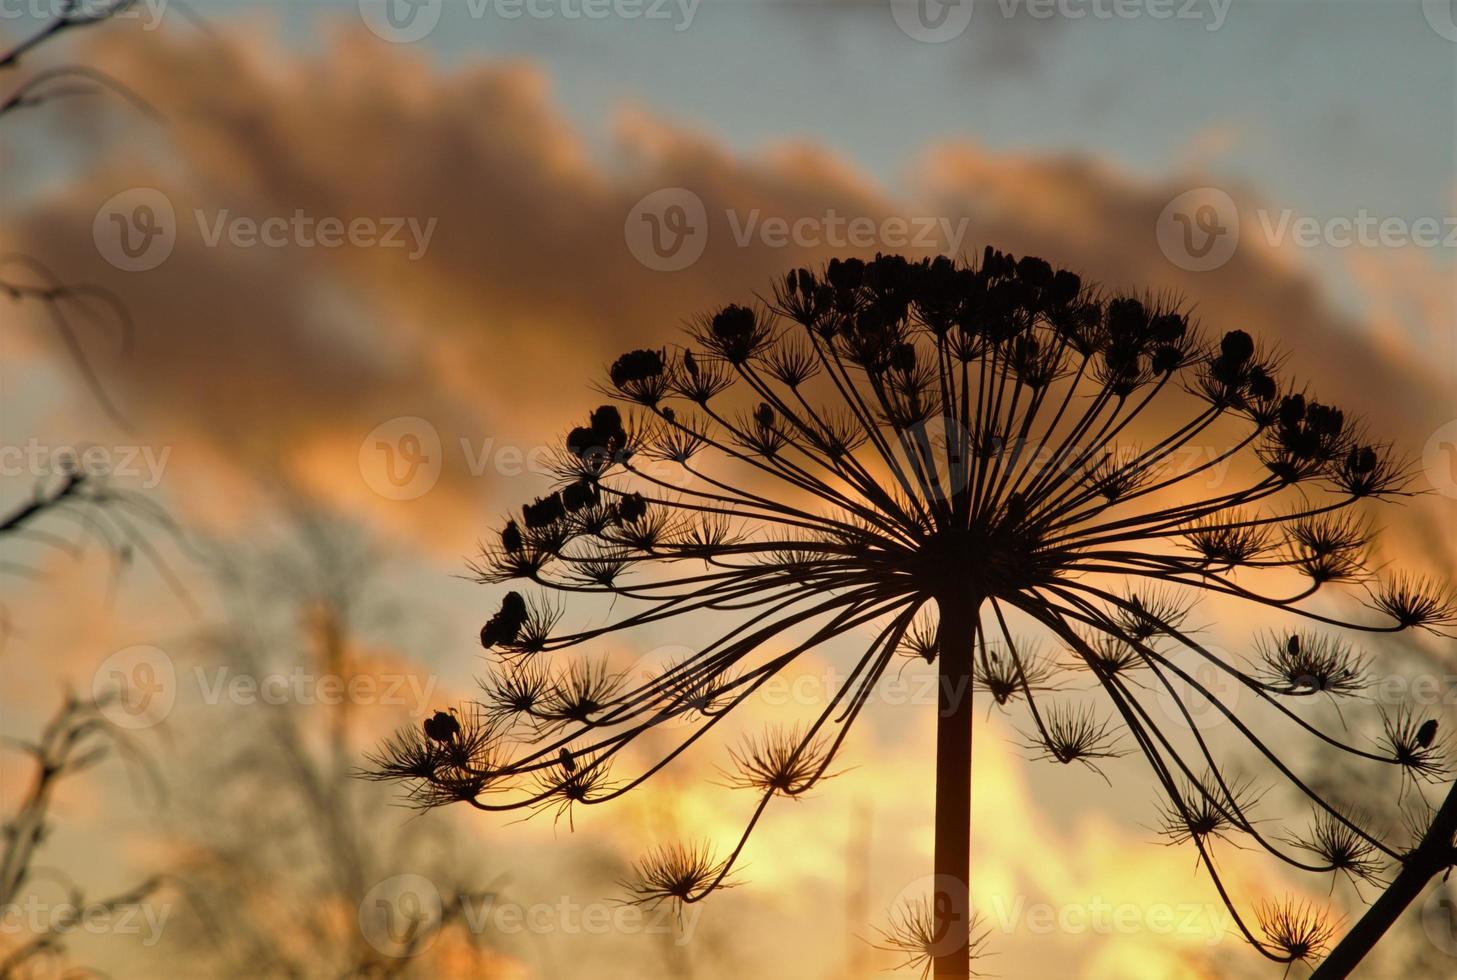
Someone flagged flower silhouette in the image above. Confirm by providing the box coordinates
[368,250,1454,976]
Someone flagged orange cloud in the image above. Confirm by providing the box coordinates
[6,16,1450,979]
[12,20,1448,568]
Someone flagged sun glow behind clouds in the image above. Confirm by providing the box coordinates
[5,3,1454,976]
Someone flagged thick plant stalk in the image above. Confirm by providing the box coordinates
[933,599,978,978]
[1310,778,1457,978]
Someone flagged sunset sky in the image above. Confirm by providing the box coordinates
[2,2,1455,977]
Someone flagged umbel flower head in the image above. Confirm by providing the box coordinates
[368,250,1455,974]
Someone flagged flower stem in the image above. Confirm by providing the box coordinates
[1310,777,1457,978]
[933,597,978,977]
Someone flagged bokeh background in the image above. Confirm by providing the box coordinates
[2,1,1455,977]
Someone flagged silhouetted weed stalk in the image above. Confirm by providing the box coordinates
[0,694,163,977]
[366,251,1456,977]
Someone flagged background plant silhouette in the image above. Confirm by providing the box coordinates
[0,10,180,975]
[369,251,1455,977]
[161,514,507,979]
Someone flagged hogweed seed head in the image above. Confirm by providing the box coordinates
[368,252,1452,971]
